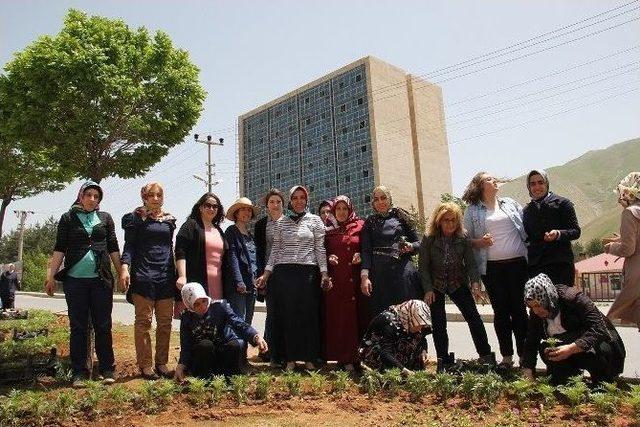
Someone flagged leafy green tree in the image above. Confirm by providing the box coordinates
[572,241,585,259]
[0,78,69,236]
[3,9,205,183]
[0,217,59,262]
[21,251,50,292]
[440,193,468,214]
[585,237,605,257]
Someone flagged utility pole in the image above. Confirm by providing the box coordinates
[193,134,224,192]
[13,210,34,262]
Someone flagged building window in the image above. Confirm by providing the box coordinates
[358,98,363,105]
[342,127,348,134]
[365,195,371,203]
[275,131,280,137]
[247,124,252,130]
[319,90,324,96]
[306,118,311,125]
[305,97,310,104]
[356,74,362,82]
[363,169,369,177]
[345,174,350,183]
[276,173,281,179]
[359,121,366,129]
[339,82,344,89]
[340,104,346,112]
[308,162,313,169]
[343,151,349,158]
[309,185,315,191]
[288,105,293,111]
[361,145,367,152]
[321,112,326,119]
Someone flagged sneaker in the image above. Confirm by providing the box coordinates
[477,352,496,366]
[100,370,116,385]
[72,375,88,389]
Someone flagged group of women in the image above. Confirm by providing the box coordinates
[44,169,638,387]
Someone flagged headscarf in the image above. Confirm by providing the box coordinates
[288,185,309,222]
[332,195,359,226]
[372,185,393,216]
[181,282,211,313]
[524,273,560,318]
[134,182,175,222]
[390,299,431,332]
[526,169,550,202]
[70,181,103,212]
[615,172,640,208]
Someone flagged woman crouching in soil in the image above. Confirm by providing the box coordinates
[359,299,431,376]
[174,283,268,381]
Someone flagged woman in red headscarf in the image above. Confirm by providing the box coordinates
[323,195,368,370]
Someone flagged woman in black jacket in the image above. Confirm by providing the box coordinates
[521,273,625,385]
[175,192,228,300]
[45,181,122,387]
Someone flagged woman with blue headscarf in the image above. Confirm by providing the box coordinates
[45,181,122,387]
[521,273,625,385]
[256,185,332,371]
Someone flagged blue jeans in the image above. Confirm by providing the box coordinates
[63,276,115,376]
[226,291,256,326]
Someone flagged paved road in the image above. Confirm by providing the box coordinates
[15,294,640,378]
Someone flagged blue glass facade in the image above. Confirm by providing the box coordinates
[241,64,375,216]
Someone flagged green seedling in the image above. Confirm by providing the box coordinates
[254,372,274,400]
[229,375,250,404]
[558,375,589,416]
[330,370,352,395]
[53,390,78,419]
[432,371,457,401]
[359,369,382,397]
[208,375,228,403]
[458,371,481,403]
[282,371,303,397]
[474,372,503,405]
[507,378,534,408]
[186,377,209,405]
[137,379,179,414]
[305,371,327,396]
[628,384,640,416]
[534,381,557,407]
[543,337,562,348]
[404,370,432,402]
[79,381,105,419]
[380,368,403,396]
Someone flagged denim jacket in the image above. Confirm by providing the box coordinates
[463,197,527,275]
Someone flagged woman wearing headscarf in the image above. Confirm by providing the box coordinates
[45,181,122,387]
[175,193,228,299]
[462,172,528,367]
[254,188,286,365]
[521,274,625,385]
[323,195,368,370]
[359,299,431,375]
[318,199,334,228]
[360,186,422,318]
[120,182,176,379]
[523,169,581,286]
[256,185,331,371]
[605,172,640,330]
[419,202,494,370]
[224,197,260,324]
[174,283,268,381]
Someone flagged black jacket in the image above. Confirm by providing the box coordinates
[0,271,20,297]
[254,216,268,277]
[521,285,625,371]
[53,210,119,288]
[175,217,229,296]
[523,193,580,267]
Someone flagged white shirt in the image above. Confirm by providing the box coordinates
[485,207,527,261]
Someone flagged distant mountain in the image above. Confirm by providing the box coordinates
[498,137,640,244]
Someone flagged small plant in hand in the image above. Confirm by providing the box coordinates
[543,337,562,348]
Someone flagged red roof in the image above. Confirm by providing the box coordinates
[575,253,623,274]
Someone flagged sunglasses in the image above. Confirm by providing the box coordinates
[202,202,219,210]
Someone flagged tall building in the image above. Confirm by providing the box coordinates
[238,56,451,218]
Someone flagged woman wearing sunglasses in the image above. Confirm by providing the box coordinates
[175,193,228,299]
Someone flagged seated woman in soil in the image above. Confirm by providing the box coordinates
[521,274,626,385]
[174,283,268,381]
[359,299,431,376]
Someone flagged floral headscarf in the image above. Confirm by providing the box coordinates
[524,273,560,318]
[134,182,175,222]
[390,299,431,332]
[615,172,640,208]
[181,282,211,313]
[332,195,359,226]
[70,181,103,212]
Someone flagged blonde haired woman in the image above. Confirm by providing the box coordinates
[605,172,640,330]
[419,202,493,370]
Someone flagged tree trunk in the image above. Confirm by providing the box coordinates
[0,195,13,237]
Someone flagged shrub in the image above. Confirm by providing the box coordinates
[380,368,404,397]
[628,384,640,416]
[229,375,250,404]
[136,379,179,414]
[558,376,589,415]
[330,370,352,395]
[405,371,432,402]
[474,372,503,405]
[254,372,274,400]
[208,375,228,403]
[305,371,327,396]
[186,377,209,406]
[432,372,457,401]
[21,251,49,292]
[507,378,534,408]
[359,369,382,397]
[282,371,303,397]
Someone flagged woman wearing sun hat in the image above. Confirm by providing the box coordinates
[224,197,260,325]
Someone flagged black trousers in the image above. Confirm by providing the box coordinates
[539,339,622,385]
[482,257,528,358]
[63,277,114,376]
[190,339,245,377]
[1,294,15,309]
[528,262,575,287]
[430,285,492,360]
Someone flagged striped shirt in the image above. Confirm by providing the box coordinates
[266,213,328,273]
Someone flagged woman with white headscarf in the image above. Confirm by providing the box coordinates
[359,299,431,376]
[605,172,640,330]
[521,274,625,385]
[174,283,267,381]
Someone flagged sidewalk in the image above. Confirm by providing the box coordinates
[16,291,620,325]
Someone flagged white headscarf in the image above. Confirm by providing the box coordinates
[181,283,211,312]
